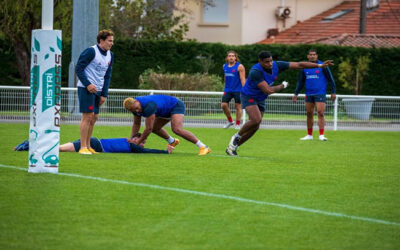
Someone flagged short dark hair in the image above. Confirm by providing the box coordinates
[97,29,114,43]
[133,133,142,138]
[258,51,272,60]
[308,49,318,54]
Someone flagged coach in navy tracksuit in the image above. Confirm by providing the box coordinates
[293,49,336,141]
[75,29,114,155]
[221,51,246,129]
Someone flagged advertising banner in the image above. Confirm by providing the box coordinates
[29,29,62,173]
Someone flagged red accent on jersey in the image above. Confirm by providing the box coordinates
[249,99,254,103]
[89,105,93,110]
[315,70,319,74]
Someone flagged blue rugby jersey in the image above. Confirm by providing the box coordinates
[100,138,132,153]
[134,95,178,118]
[295,60,336,96]
[241,62,279,100]
[223,62,242,92]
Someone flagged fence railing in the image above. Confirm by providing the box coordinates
[1,86,399,131]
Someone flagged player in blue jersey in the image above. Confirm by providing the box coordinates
[123,95,211,155]
[76,29,114,155]
[14,133,174,154]
[222,51,246,129]
[292,49,336,141]
[226,51,334,156]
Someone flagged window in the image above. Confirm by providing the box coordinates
[201,0,229,25]
[322,9,354,21]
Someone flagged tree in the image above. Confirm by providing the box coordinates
[110,0,214,41]
[338,55,371,95]
[0,0,111,85]
[0,0,72,85]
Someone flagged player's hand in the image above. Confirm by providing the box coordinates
[331,94,337,101]
[292,95,297,103]
[87,83,97,93]
[322,60,334,67]
[99,96,107,105]
[167,145,174,154]
[282,81,289,88]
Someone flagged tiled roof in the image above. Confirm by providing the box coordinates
[306,33,400,47]
[258,0,400,47]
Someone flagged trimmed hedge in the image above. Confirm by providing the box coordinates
[1,38,399,95]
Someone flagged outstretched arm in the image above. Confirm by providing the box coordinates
[289,60,334,69]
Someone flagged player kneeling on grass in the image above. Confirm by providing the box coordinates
[14,133,174,154]
[123,95,211,156]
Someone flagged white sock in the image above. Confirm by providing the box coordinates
[195,140,206,148]
[166,136,175,144]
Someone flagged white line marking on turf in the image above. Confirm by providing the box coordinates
[1,163,399,227]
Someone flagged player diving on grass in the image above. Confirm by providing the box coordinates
[14,133,175,154]
[225,51,334,156]
[123,95,211,155]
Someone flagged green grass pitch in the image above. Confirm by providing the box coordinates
[0,123,399,249]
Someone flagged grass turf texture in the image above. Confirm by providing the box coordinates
[0,123,399,249]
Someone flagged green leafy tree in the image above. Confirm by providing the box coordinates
[338,55,371,95]
[0,0,112,85]
[110,0,189,40]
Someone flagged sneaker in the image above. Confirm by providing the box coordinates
[79,148,92,155]
[234,125,241,130]
[225,145,238,156]
[14,140,29,151]
[223,122,234,129]
[300,135,313,140]
[229,134,240,147]
[170,138,180,147]
[319,135,328,141]
[88,147,99,154]
[199,146,211,155]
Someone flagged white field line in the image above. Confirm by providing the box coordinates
[1,163,399,227]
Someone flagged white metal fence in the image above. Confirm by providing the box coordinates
[1,86,399,131]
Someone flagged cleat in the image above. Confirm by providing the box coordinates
[225,147,238,156]
[223,122,234,129]
[88,147,99,154]
[300,135,313,140]
[234,125,241,130]
[79,148,92,155]
[169,138,180,147]
[319,135,328,141]
[14,140,29,151]
[229,134,240,147]
[198,146,211,155]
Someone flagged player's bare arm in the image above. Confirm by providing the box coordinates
[238,64,246,86]
[257,81,288,95]
[289,60,334,69]
[129,114,141,142]
[136,114,155,145]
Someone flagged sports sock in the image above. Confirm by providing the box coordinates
[307,128,313,136]
[195,140,206,148]
[166,136,175,144]
[319,128,324,136]
[227,116,233,123]
[235,120,240,125]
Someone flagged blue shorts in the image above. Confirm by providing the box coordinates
[78,87,101,114]
[72,137,104,152]
[222,92,241,104]
[241,94,266,112]
[170,99,185,115]
[306,95,326,103]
